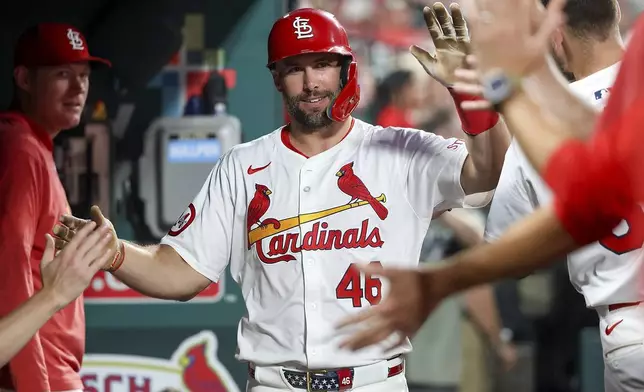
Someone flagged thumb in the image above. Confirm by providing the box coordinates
[40,234,56,270]
[410,45,437,73]
[90,205,105,225]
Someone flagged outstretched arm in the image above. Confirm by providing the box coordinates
[336,205,579,352]
[54,208,211,302]
[54,156,237,301]
[114,242,211,301]
[439,206,577,294]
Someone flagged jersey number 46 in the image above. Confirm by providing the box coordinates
[336,261,382,307]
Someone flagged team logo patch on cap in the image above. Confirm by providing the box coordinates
[66,28,85,51]
[168,203,197,236]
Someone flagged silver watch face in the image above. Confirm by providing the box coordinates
[482,73,512,105]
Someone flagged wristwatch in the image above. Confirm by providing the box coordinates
[481,69,522,111]
[499,327,514,344]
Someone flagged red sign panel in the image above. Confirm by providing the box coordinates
[83,271,222,304]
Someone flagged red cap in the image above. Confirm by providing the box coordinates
[14,23,111,68]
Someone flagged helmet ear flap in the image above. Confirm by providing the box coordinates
[340,56,351,87]
[327,59,360,122]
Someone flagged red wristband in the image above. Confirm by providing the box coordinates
[448,89,500,136]
[106,241,125,273]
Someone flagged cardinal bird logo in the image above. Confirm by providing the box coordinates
[179,341,228,392]
[246,184,294,263]
[336,162,388,220]
[245,169,388,265]
[247,184,273,232]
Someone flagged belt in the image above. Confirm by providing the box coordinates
[608,301,642,311]
[248,356,404,391]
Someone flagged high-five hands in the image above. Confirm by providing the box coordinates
[41,221,113,309]
[53,205,121,271]
[447,0,568,112]
[412,3,471,87]
[452,55,492,110]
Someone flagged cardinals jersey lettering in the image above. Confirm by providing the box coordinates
[485,63,644,308]
[161,119,473,368]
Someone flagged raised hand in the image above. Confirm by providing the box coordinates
[411,3,471,87]
[461,0,566,77]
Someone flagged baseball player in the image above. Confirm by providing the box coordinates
[54,6,510,391]
[482,1,642,390]
[0,23,110,392]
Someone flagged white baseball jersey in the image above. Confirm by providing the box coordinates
[161,118,474,369]
[485,63,644,308]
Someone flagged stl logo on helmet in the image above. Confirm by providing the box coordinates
[292,16,314,39]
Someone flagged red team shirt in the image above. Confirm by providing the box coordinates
[544,15,644,247]
[0,112,85,392]
[376,105,415,129]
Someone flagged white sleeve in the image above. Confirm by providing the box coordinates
[484,143,541,242]
[403,129,469,218]
[160,154,235,283]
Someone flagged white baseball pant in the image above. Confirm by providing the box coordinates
[597,302,644,392]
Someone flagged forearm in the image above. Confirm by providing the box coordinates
[464,285,504,345]
[0,290,59,368]
[439,211,483,248]
[436,206,578,296]
[112,242,205,301]
[462,118,511,194]
[0,246,50,391]
[500,90,570,173]
[522,56,599,140]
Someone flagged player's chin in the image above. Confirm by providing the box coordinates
[57,112,82,130]
[299,97,330,111]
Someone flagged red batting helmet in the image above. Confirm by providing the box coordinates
[267,8,360,123]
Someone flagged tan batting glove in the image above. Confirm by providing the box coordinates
[53,205,121,271]
[411,2,471,87]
